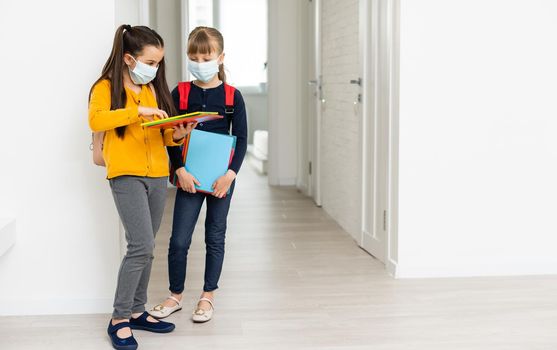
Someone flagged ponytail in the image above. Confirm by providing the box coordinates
[218,63,226,83]
[89,24,176,139]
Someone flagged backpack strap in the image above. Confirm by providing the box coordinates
[179,81,235,114]
[223,83,236,115]
[178,81,192,111]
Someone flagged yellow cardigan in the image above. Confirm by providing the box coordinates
[89,79,183,179]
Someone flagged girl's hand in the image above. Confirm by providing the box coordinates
[173,121,197,141]
[212,170,236,198]
[176,167,201,193]
[138,106,169,121]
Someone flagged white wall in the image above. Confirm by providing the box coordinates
[115,0,154,27]
[0,0,122,315]
[153,0,182,89]
[115,0,142,26]
[319,0,362,240]
[396,0,557,277]
[267,0,302,186]
[243,92,268,144]
[0,72,16,223]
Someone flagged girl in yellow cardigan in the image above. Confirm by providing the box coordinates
[88,24,194,350]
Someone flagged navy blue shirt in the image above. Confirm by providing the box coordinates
[167,82,248,174]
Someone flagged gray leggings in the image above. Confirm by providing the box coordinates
[109,176,167,319]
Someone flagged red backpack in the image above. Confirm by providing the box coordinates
[169,81,236,186]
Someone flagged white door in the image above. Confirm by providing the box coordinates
[307,0,322,206]
[360,0,396,263]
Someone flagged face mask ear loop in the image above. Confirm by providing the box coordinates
[126,54,138,72]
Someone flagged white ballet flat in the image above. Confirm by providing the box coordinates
[148,295,183,319]
[192,297,214,323]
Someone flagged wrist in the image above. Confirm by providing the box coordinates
[176,167,187,175]
[226,169,236,180]
[172,129,184,141]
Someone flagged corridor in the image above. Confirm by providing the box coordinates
[2,166,557,349]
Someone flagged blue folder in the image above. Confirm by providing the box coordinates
[184,129,236,194]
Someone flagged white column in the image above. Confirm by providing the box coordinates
[0,0,121,315]
[267,0,302,186]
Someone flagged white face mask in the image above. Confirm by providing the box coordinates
[128,56,158,85]
[187,58,219,83]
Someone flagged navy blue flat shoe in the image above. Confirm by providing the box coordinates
[130,312,175,333]
[107,320,138,350]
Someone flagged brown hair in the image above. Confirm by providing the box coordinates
[187,26,226,82]
[89,24,176,138]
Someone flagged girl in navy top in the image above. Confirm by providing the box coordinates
[149,26,247,323]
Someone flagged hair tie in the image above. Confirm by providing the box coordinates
[124,24,132,32]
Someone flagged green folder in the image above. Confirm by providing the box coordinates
[141,111,220,128]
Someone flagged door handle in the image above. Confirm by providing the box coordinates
[350,78,362,86]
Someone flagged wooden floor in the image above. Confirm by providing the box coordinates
[2,166,557,349]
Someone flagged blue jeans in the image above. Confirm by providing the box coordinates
[168,181,235,293]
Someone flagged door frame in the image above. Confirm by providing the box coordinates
[359,0,399,274]
[308,0,322,206]
[180,0,190,81]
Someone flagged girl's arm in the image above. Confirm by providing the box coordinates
[163,128,185,146]
[229,89,248,175]
[211,90,248,198]
[167,86,186,169]
[89,80,140,132]
[167,145,184,169]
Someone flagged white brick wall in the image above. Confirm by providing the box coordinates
[320,0,362,240]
